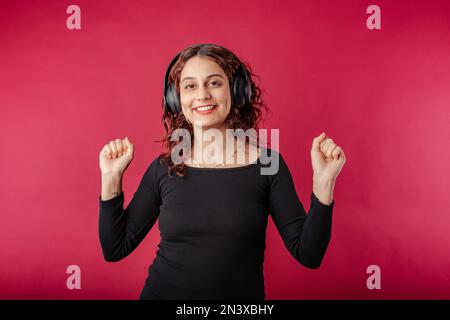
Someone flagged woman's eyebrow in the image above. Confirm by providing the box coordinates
[181,74,225,83]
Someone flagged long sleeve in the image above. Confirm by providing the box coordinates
[268,152,334,269]
[98,157,162,262]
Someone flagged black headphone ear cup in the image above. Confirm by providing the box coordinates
[163,53,182,115]
[166,83,181,114]
[232,64,253,109]
[232,66,244,108]
[242,66,254,103]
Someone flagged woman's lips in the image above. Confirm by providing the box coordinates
[194,105,218,114]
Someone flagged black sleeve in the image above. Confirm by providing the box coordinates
[98,157,162,262]
[268,152,334,269]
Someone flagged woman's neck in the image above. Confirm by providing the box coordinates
[190,123,239,164]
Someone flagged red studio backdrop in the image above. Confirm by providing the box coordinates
[1,0,450,300]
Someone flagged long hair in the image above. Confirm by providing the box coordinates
[157,44,269,177]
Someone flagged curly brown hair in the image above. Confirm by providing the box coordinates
[157,44,270,177]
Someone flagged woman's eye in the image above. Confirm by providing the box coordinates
[209,81,221,87]
[184,81,221,90]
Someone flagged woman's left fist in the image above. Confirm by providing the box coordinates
[311,132,346,181]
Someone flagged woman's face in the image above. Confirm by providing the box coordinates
[179,56,231,129]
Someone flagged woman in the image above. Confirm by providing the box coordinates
[98,43,346,300]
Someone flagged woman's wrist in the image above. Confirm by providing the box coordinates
[312,175,335,206]
[101,172,124,201]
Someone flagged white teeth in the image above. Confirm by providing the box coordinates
[196,105,216,111]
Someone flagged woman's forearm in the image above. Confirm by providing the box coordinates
[101,172,123,201]
[312,176,335,206]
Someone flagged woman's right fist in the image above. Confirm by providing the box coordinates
[99,137,134,175]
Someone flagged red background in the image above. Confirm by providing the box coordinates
[1,0,450,299]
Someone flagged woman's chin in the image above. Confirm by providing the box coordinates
[192,119,225,129]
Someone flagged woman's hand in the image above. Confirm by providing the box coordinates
[311,132,346,182]
[99,137,134,175]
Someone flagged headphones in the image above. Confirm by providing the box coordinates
[163,44,254,115]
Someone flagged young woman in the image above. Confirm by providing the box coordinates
[98,43,346,300]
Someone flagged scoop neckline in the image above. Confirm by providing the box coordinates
[185,159,260,171]
[184,147,263,172]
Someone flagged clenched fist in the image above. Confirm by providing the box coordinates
[311,132,346,182]
[99,137,134,175]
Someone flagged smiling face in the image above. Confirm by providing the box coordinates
[179,56,232,129]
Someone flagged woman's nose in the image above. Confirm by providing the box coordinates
[196,86,211,101]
